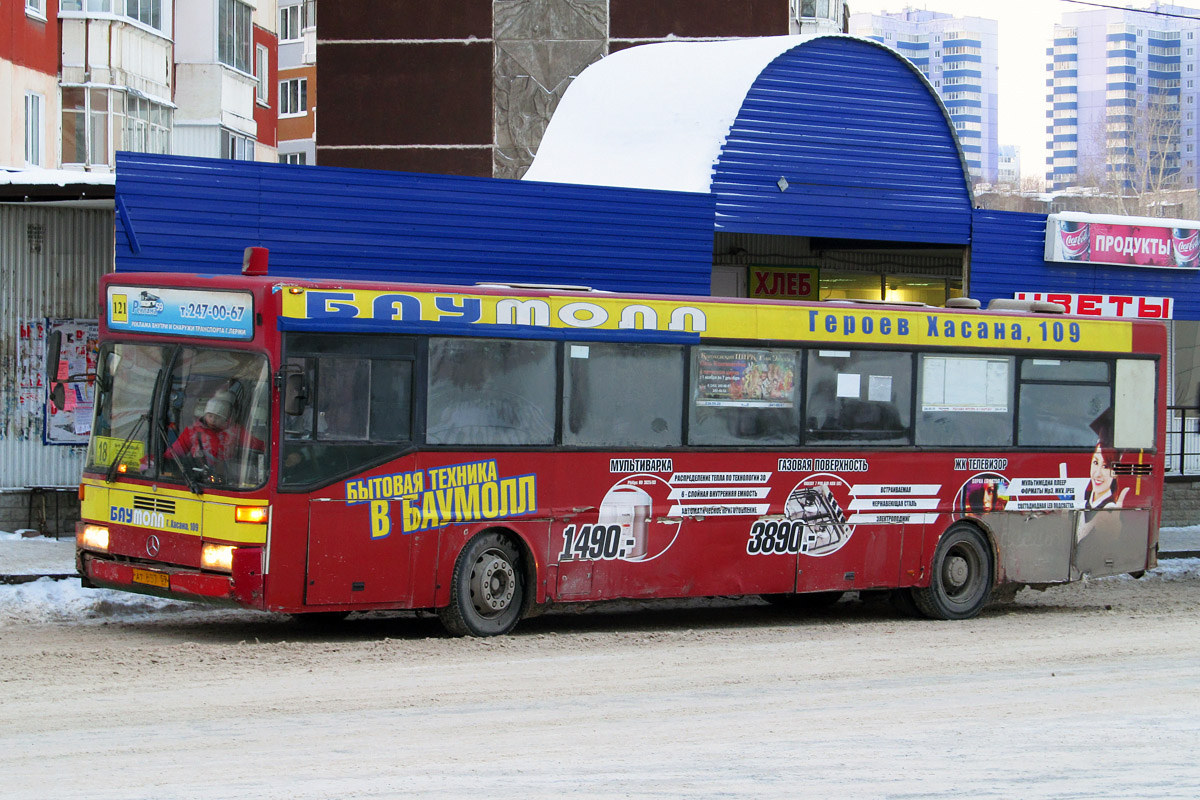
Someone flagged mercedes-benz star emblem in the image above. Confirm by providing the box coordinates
[145,534,161,557]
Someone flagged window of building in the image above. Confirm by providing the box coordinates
[279,3,306,41]
[25,0,45,19]
[565,343,684,447]
[279,78,307,116]
[89,88,108,165]
[255,45,270,105]
[61,87,86,165]
[125,0,161,28]
[119,94,171,155]
[218,0,252,73]
[221,129,254,160]
[280,152,307,165]
[24,93,43,166]
[60,1,113,11]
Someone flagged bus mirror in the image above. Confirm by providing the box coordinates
[46,330,63,411]
[99,351,121,393]
[50,382,66,413]
[284,373,308,416]
[46,330,62,384]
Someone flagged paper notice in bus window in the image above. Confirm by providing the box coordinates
[570,345,589,359]
[836,373,861,399]
[695,348,795,408]
[922,356,1009,413]
[868,375,892,402]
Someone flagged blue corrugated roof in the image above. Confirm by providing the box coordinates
[114,153,716,295]
[711,37,972,245]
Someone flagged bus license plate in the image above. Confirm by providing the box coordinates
[131,568,169,589]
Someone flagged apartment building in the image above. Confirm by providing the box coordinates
[848,8,999,184]
[2,1,279,172]
[277,0,315,165]
[4,1,61,169]
[1046,3,1200,192]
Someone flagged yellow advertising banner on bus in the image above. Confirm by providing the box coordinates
[280,286,1134,353]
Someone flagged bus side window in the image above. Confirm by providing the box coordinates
[564,342,683,447]
[1017,359,1111,447]
[688,346,800,446]
[1114,359,1155,449]
[369,359,413,442]
[804,350,912,445]
[916,354,1014,446]
[317,357,370,440]
[426,338,556,446]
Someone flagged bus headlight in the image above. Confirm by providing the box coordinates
[77,524,110,552]
[201,544,235,572]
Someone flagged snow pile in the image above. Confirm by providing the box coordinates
[522,35,840,193]
[0,577,194,628]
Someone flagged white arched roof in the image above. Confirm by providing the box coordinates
[522,35,841,193]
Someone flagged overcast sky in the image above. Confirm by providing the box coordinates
[849,1,1131,178]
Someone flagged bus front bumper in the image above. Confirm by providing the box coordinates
[78,547,264,608]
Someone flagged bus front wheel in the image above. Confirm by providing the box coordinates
[438,532,525,637]
[913,524,993,620]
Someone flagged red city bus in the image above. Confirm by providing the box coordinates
[72,255,1167,636]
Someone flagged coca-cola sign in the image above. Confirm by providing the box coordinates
[1045,213,1200,269]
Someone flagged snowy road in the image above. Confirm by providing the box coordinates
[2,565,1199,800]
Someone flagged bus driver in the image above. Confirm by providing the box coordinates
[167,390,263,469]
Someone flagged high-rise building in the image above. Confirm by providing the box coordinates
[998,145,1021,186]
[848,9,999,184]
[1046,3,1200,193]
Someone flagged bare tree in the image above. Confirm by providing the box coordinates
[1072,89,1200,218]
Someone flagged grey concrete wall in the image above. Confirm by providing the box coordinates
[0,489,79,537]
[1162,481,1200,528]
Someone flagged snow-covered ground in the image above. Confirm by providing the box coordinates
[2,528,1199,628]
[3,531,1200,799]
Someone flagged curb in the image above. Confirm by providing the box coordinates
[0,574,79,585]
[1161,551,1200,560]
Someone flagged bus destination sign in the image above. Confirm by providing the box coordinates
[107,286,254,340]
[281,287,1135,353]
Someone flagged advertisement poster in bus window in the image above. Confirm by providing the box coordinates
[42,319,99,445]
[694,348,795,408]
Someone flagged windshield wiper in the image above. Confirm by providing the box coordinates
[154,421,204,495]
[104,413,149,484]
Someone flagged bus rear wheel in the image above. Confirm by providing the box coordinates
[438,532,525,637]
[913,524,993,620]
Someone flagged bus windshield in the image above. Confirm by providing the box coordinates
[87,343,271,490]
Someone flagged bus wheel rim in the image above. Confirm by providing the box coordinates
[470,550,516,617]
